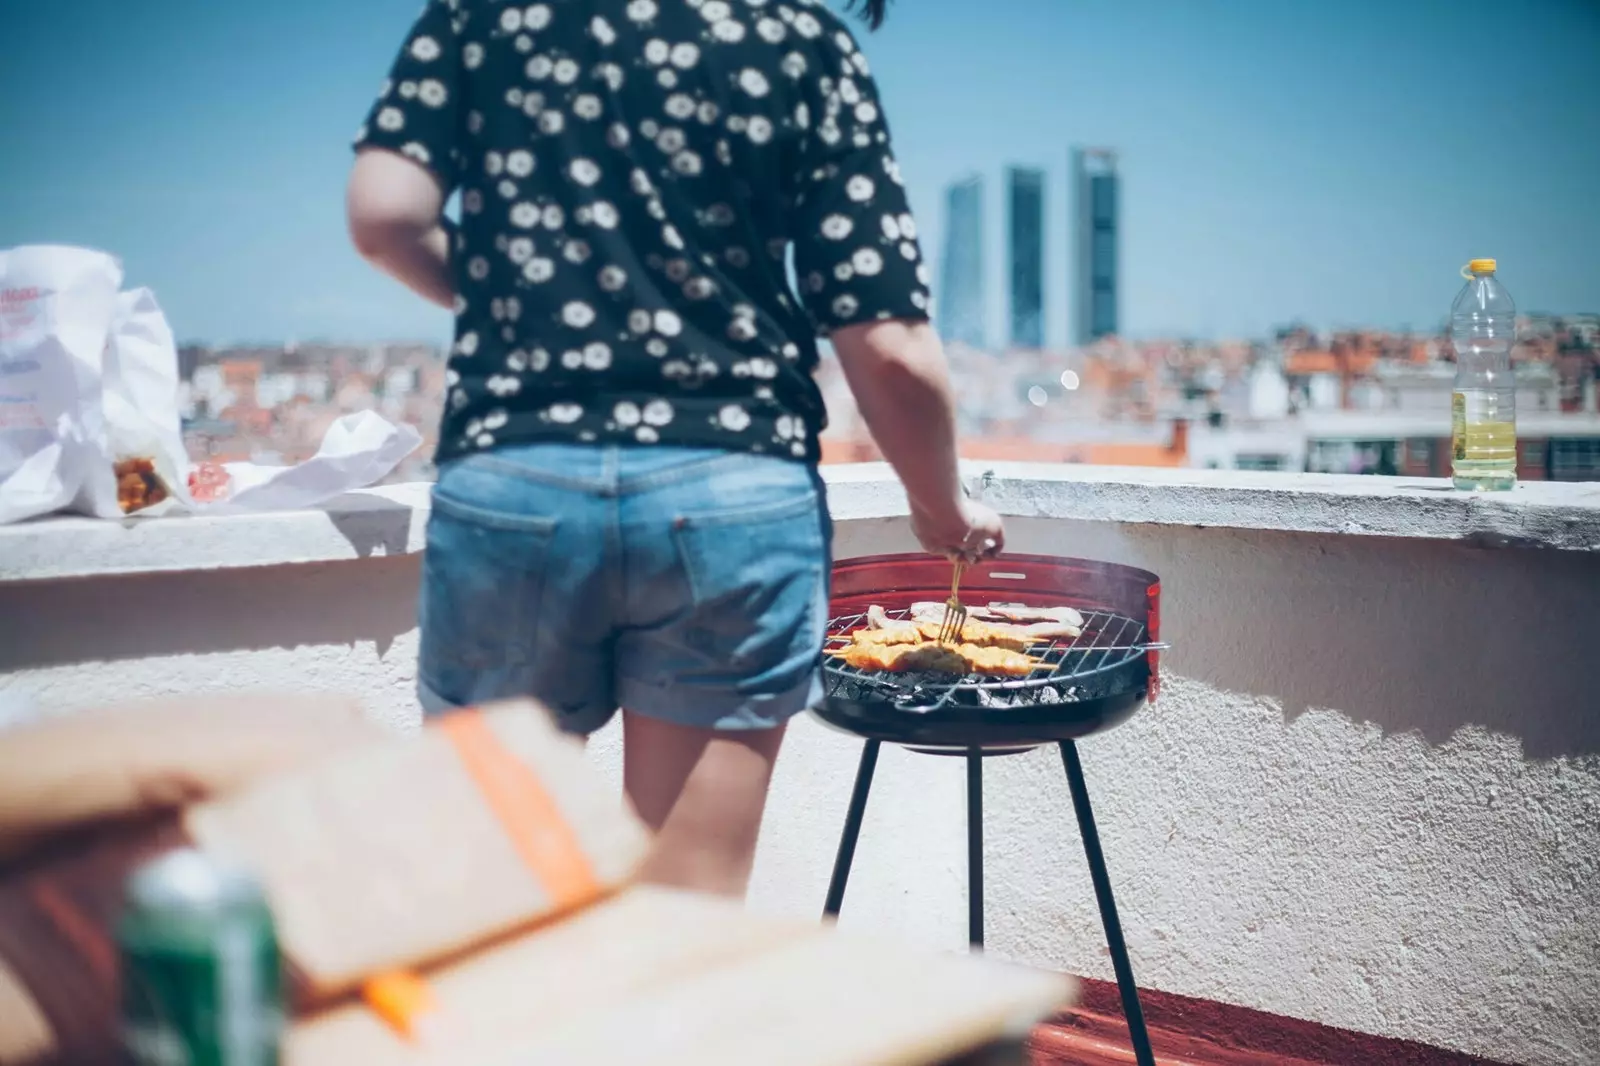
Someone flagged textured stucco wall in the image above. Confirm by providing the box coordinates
[1,486,1597,1065]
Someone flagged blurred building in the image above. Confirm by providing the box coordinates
[1071,147,1120,346]
[938,173,986,349]
[1007,165,1046,349]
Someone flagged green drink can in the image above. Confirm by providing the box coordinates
[117,848,284,1066]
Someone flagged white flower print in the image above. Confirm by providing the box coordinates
[697,100,720,124]
[543,204,565,229]
[465,189,483,214]
[727,115,747,133]
[898,213,917,239]
[591,16,616,44]
[900,241,918,260]
[636,426,660,443]
[607,123,630,148]
[516,35,535,54]
[737,69,770,98]
[818,118,840,145]
[573,94,603,119]
[526,55,553,79]
[915,263,931,285]
[398,81,417,99]
[665,258,691,282]
[614,401,642,427]
[662,360,692,379]
[630,169,654,196]
[910,291,928,310]
[846,175,875,202]
[794,102,811,129]
[575,205,592,224]
[487,375,521,397]
[523,93,545,118]
[704,203,735,226]
[854,130,872,149]
[410,36,440,62]
[717,405,752,432]
[657,69,678,89]
[628,309,652,333]
[644,39,670,64]
[670,42,701,69]
[511,202,539,228]
[879,214,901,240]
[728,318,758,342]
[506,150,535,178]
[627,0,658,22]
[820,214,852,240]
[839,78,860,106]
[597,62,625,90]
[598,265,628,291]
[776,415,798,439]
[672,151,703,176]
[654,310,683,336]
[684,277,716,300]
[757,17,786,42]
[726,246,751,268]
[647,198,667,220]
[656,127,686,153]
[539,110,565,134]
[833,294,860,318]
[781,52,806,78]
[645,337,669,357]
[665,94,696,120]
[548,403,583,424]
[700,0,731,20]
[562,349,583,369]
[401,142,431,164]
[852,248,884,276]
[583,342,612,369]
[662,224,684,249]
[794,12,821,36]
[506,87,525,107]
[712,19,745,41]
[531,347,551,371]
[885,157,904,184]
[377,107,404,132]
[855,102,878,124]
[591,202,620,229]
[464,42,484,69]
[643,400,674,426]
[833,262,854,282]
[501,8,524,32]
[640,118,660,138]
[570,158,601,186]
[523,257,555,282]
[805,271,825,293]
[525,4,552,30]
[553,58,579,84]
[853,52,871,75]
[457,331,480,356]
[747,116,773,144]
[716,139,733,165]
[508,237,535,264]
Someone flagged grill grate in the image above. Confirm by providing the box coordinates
[822,606,1154,712]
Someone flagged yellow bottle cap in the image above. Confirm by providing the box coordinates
[1467,258,1497,275]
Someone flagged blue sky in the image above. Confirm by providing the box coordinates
[2,0,1596,346]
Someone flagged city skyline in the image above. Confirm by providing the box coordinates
[2,0,1597,345]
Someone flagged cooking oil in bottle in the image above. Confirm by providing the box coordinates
[1450,259,1517,491]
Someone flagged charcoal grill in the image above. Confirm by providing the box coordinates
[815,552,1164,1066]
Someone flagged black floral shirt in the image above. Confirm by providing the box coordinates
[355,0,932,464]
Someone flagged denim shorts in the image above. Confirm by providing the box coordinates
[416,443,832,735]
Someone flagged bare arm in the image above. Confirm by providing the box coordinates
[346,148,456,311]
[830,319,1003,559]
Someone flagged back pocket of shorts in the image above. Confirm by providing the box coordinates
[670,492,825,670]
[418,491,558,692]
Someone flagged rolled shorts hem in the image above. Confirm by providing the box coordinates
[616,668,822,732]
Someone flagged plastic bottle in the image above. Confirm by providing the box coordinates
[1450,258,1517,491]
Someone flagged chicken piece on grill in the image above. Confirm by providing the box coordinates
[828,640,1040,678]
[850,608,1032,651]
[906,602,1081,642]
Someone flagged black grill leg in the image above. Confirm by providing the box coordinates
[966,747,984,951]
[823,739,880,918]
[1059,740,1155,1066]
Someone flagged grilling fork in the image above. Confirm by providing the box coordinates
[937,560,968,644]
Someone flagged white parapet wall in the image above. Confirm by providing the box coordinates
[2,465,1598,1066]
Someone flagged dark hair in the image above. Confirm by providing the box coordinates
[845,0,890,30]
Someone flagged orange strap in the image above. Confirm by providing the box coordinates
[438,709,602,911]
[363,970,439,1042]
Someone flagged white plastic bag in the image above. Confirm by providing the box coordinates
[209,410,422,513]
[0,245,124,524]
[101,287,194,516]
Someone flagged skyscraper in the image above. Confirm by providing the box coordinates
[1071,148,1120,346]
[1007,166,1046,349]
[938,174,985,349]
